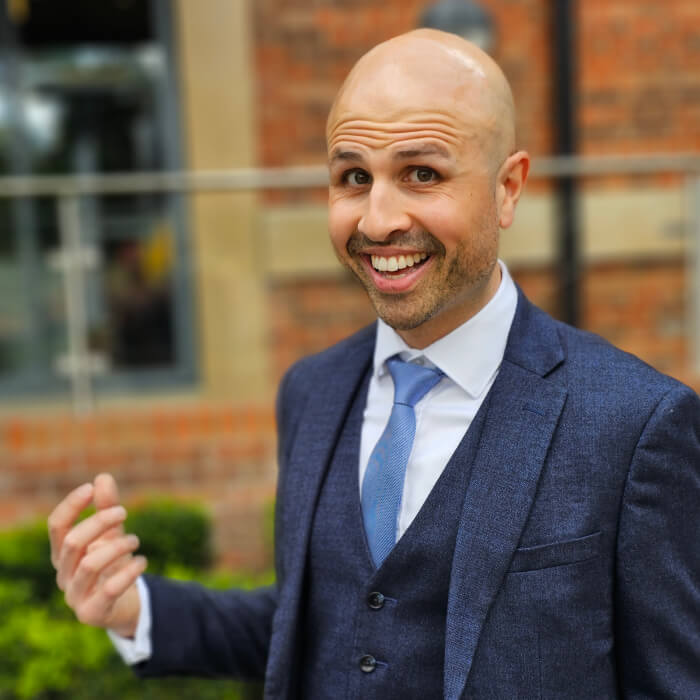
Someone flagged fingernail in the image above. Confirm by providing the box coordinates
[109,505,127,518]
[76,483,93,497]
[127,534,139,547]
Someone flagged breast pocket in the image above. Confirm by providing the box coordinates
[507,530,602,573]
[467,530,613,699]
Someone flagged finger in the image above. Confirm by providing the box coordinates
[66,534,140,606]
[93,473,125,541]
[57,505,127,590]
[48,482,94,569]
[94,543,134,581]
[93,473,121,510]
[102,555,148,602]
[78,556,147,628]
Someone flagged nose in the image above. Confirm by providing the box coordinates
[358,182,412,242]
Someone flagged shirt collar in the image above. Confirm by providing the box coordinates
[373,260,518,398]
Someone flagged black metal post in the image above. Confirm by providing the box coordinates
[553,0,580,326]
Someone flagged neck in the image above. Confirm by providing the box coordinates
[396,264,503,349]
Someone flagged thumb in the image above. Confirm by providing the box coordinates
[93,473,121,511]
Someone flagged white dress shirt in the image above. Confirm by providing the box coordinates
[360,260,518,539]
[111,260,518,664]
[107,575,153,663]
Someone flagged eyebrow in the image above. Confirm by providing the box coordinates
[394,144,452,160]
[328,149,363,166]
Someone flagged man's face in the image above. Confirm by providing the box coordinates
[327,79,504,348]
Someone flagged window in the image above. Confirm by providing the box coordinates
[0,0,195,399]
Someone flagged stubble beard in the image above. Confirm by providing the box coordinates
[344,224,500,333]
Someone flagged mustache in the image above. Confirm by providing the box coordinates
[346,230,445,257]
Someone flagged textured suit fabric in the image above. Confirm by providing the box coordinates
[299,364,487,697]
[135,290,700,699]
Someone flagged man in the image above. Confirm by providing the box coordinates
[49,29,700,698]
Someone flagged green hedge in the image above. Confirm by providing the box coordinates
[0,500,273,700]
[124,499,213,574]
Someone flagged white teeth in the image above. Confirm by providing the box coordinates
[370,252,428,272]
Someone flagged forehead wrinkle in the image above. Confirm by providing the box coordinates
[328,122,468,154]
[328,116,466,137]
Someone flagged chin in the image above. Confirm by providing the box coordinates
[372,301,435,332]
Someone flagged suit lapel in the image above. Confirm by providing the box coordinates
[282,339,374,574]
[264,326,375,698]
[443,295,568,700]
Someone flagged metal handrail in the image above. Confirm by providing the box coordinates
[0,152,698,197]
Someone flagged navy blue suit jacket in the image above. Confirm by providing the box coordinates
[138,291,700,698]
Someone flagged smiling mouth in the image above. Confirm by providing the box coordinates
[369,252,429,274]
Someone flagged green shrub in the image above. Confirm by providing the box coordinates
[0,583,115,699]
[125,499,213,573]
[0,499,213,600]
[0,521,54,600]
[0,500,272,700]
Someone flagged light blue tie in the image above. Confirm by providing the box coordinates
[362,356,444,567]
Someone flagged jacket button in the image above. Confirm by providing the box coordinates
[367,591,385,610]
[359,654,377,673]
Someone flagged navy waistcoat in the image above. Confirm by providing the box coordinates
[299,369,490,698]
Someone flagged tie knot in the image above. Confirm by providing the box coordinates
[387,356,443,408]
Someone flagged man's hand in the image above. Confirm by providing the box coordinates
[48,473,147,638]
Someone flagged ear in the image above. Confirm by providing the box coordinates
[496,150,530,229]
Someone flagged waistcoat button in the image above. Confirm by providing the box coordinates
[367,591,385,610]
[359,654,377,673]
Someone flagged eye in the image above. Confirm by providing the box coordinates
[343,169,372,186]
[407,167,439,184]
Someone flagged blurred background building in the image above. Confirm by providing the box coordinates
[0,0,698,569]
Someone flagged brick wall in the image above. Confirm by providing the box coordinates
[0,405,277,570]
[254,0,700,171]
[269,274,375,380]
[579,0,700,155]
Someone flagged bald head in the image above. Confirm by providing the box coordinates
[327,29,516,169]
[325,30,530,346]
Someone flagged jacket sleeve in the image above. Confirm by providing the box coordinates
[132,576,276,681]
[132,363,307,681]
[615,383,700,697]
